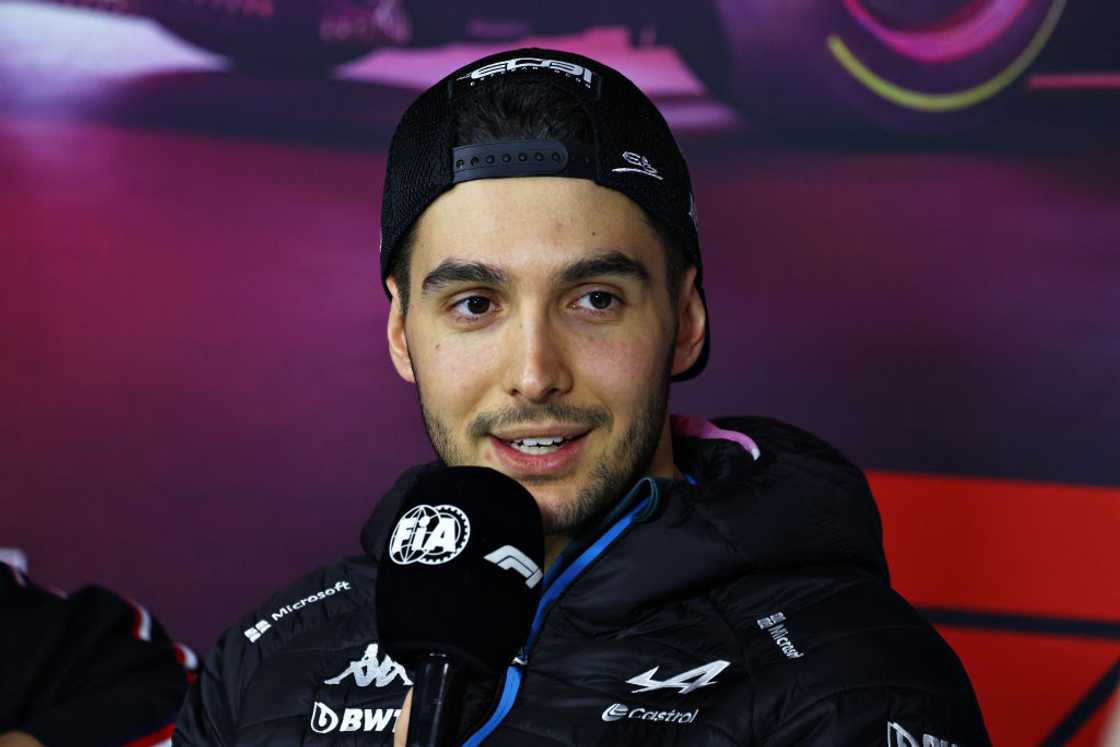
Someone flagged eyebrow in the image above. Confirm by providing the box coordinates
[419,250,651,296]
[421,260,509,295]
[558,250,651,286]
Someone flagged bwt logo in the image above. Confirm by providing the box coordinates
[388,504,470,565]
[310,702,400,734]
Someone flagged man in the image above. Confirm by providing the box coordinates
[175,48,990,745]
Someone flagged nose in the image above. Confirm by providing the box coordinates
[501,308,574,403]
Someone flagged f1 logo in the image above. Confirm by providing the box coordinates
[484,545,542,588]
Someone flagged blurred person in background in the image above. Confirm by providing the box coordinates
[1,556,193,747]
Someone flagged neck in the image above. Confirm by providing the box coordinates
[544,534,569,572]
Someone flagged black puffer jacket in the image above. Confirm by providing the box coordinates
[1,562,192,746]
[174,415,989,746]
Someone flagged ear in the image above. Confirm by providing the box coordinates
[385,277,416,384]
[671,266,706,377]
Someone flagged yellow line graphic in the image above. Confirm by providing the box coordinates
[826,0,1066,113]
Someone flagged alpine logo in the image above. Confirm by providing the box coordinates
[457,56,595,89]
[602,703,699,725]
[388,504,470,565]
[324,643,412,688]
[611,151,663,180]
[309,702,400,734]
[887,721,961,747]
[626,660,730,694]
[757,611,804,659]
[484,544,542,588]
[243,581,352,642]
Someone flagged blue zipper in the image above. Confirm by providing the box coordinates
[460,480,658,746]
[461,666,521,747]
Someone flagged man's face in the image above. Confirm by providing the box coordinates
[386,177,700,534]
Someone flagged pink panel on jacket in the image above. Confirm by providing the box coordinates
[671,414,761,461]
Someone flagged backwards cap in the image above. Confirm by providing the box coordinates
[379,47,710,380]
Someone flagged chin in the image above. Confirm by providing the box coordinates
[519,486,574,533]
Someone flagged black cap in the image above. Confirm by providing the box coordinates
[379,47,709,380]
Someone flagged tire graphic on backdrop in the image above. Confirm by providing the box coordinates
[676,0,1066,134]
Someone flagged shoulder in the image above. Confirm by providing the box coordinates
[214,555,378,699]
[721,573,987,743]
[711,415,863,475]
[233,553,375,651]
[176,554,404,743]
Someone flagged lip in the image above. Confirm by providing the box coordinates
[488,431,590,478]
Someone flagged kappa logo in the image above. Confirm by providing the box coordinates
[325,643,412,688]
[757,611,804,659]
[626,660,730,694]
[243,581,352,643]
[611,151,663,181]
[310,702,400,734]
[484,544,542,588]
[388,504,470,565]
[602,703,700,725]
[457,56,595,89]
[887,721,961,747]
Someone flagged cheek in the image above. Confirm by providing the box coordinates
[572,330,668,404]
[415,334,502,419]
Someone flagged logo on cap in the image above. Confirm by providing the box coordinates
[612,151,663,181]
[388,504,471,565]
[457,56,596,89]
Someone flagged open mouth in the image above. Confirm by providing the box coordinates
[503,434,585,455]
[488,430,592,474]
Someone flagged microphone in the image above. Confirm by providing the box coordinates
[375,466,545,747]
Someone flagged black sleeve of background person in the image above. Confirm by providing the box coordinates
[0,577,188,746]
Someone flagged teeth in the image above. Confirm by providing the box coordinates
[517,436,565,447]
[511,442,562,455]
[506,435,569,455]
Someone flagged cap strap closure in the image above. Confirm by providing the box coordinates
[451,140,596,184]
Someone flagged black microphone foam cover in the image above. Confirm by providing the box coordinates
[375,466,545,676]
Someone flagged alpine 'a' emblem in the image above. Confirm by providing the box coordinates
[388,504,470,565]
[626,660,730,694]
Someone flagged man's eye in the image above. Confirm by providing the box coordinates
[575,290,620,312]
[452,296,492,317]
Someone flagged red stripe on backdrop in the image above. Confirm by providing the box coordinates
[937,629,1118,746]
[871,471,1120,746]
[868,471,1120,621]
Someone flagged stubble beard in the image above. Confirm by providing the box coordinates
[414,352,673,536]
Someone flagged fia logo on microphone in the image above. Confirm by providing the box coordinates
[388,504,471,565]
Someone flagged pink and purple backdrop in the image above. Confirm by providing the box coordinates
[2,2,1118,744]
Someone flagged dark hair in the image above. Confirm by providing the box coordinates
[387,82,691,314]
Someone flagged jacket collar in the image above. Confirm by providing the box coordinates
[360,414,886,590]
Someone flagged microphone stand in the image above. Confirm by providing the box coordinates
[404,653,463,747]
